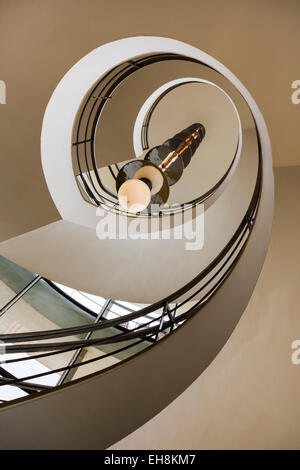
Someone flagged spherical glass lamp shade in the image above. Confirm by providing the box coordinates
[118,179,151,213]
[134,165,164,195]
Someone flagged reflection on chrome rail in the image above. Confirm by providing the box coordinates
[0,147,260,404]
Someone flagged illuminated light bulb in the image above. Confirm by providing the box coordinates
[134,165,164,195]
[118,179,151,213]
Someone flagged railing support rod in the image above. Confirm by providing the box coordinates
[57,299,112,385]
[155,303,170,342]
[0,367,51,393]
[0,275,42,318]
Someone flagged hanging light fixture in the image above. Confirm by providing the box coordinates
[118,179,152,212]
[116,123,205,213]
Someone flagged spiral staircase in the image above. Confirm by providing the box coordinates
[0,37,273,449]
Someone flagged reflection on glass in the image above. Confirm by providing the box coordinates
[0,262,167,397]
[0,256,37,307]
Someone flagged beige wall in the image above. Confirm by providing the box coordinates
[111,165,300,450]
[0,0,299,241]
[0,1,298,448]
[0,130,274,449]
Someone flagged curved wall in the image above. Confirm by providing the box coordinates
[0,160,273,448]
[0,0,298,246]
[0,38,260,303]
[112,166,300,450]
[0,38,274,448]
[41,36,254,229]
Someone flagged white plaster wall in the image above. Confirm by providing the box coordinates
[111,166,300,450]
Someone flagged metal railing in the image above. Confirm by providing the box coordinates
[0,138,262,402]
[72,53,238,217]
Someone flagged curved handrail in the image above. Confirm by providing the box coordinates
[72,53,239,217]
[0,130,261,396]
[0,152,260,345]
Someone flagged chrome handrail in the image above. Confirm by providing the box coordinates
[72,53,237,218]
[0,135,261,398]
